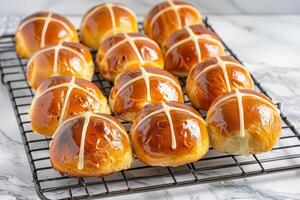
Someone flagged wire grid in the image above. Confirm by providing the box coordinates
[0,19,300,200]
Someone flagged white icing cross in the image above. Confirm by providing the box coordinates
[235,89,245,137]
[52,42,63,75]
[77,113,91,170]
[76,112,127,170]
[110,67,182,112]
[185,26,202,63]
[81,3,137,43]
[107,4,117,35]
[58,76,76,124]
[168,0,182,28]
[27,42,90,84]
[99,33,160,69]
[31,76,105,125]
[208,89,279,138]
[149,0,201,30]
[165,28,224,61]
[133,102,206,149]
[124,33,145,65]
[194,57,249,92]
[40,13,53,48]
[51,112,126,170]
[18,12,74,48]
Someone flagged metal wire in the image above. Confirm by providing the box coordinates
[0,18,300,200]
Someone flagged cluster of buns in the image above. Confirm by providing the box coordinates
[20,1,281,177]
[184,54,281,155]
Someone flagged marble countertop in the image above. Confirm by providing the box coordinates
[0,15,300,200]
[1,0,300,15]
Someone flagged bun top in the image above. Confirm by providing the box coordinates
[50,112,132,176]
[80,3,138,48]
[131,101,206,152]
[144,0,202,46]
[186,56,254,110]
[207,89,279,137]
[96,32,164,81]
[163,25,225,76]
[15,12,78,58]
[206,89,281,155]
[109,67,184,121]
[26,41,94,89]
[29,76,110,136]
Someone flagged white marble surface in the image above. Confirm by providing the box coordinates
[0,0,300,15]
[0,15,300,200]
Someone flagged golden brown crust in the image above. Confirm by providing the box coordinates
[130,101,208,167]
[206,89,281,155]
[186,56,254,110]
[15,12,78,58]
[162,25,225,77]
[109,67,184,121]
[144,0,203,47]
[26,42,94,89]
[96,32,164,81]
[50,113,133,177]
[80,3,138,49]
[29,76,110,136]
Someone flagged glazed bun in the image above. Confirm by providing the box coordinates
[163,25,225,77]
[15,12,78,58]
[26,42,94,89]
[130,101,208,167]
[186,56,254,110]
[96,32,164,81]
[144,0,202,46]
[80,3,138,49]
[50,112,133,176]
[29,76,110,136]
[206,89,281,155]
[109,67,184,121]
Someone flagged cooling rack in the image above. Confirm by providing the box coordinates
[0,18,300,200]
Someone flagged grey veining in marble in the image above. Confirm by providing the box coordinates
[210,16,300,129]
[0,14,300,200]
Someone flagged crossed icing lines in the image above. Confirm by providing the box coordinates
[208,89,279,138]
[81,3,137,42]
[53,112,127,170]
[32,77,104,125]
[27,42,90,84]
[110,67,182,110]
[100,33,160,68]
[165,26,224,63]
[76,113,127,170]
[149,0,201,30]
[18,12,74,48]
[133,102,206,149]
[194,57,249,92]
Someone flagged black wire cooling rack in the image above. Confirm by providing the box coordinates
[0,19,300,200]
